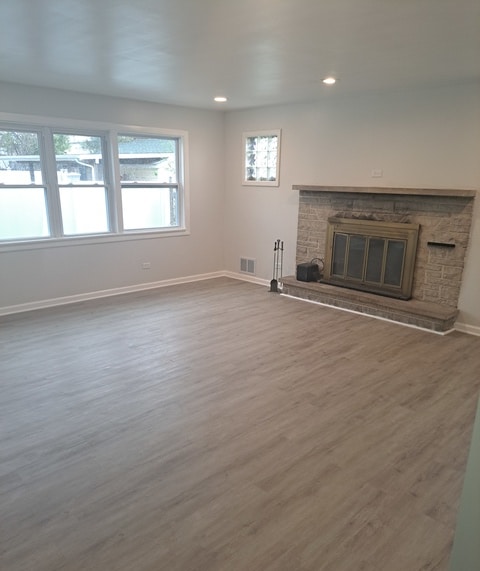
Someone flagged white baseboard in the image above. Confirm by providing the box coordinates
[222,271,270,288]
[3,273,480,339]
[455,322,480,337]
[0,271,226,317]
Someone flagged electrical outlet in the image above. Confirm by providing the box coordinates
[142,262,151,270]
[371,169,383,178]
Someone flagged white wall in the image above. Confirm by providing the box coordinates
[223,82,480,329]
[2,81,480,331]
[0,82,225,309]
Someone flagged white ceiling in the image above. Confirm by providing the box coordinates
[1,0,479,110]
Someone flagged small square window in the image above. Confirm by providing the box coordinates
[242,130,281,186]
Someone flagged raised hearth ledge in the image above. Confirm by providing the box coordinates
[292,185,477,198]
[281,276,458,334]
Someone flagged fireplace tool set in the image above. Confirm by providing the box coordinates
[269,239,284,293]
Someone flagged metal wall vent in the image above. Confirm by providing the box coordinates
[240,257,256,275]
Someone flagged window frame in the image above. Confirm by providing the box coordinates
[50,129,113,237]
[0,125,52,241]
[0,113,190,251]
[242,129,281,187]
[117,133,182,232]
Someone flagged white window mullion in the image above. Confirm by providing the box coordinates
[41,128,64,237]
[107,130,124,233]
[176,137,185,228]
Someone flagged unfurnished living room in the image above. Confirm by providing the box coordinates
[1,2,480,570]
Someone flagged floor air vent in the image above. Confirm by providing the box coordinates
[240,257,256,275]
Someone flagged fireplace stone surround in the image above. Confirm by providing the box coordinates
[282,186,476,332]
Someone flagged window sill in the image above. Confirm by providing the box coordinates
[0,227,190,253]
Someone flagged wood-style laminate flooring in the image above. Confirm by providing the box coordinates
[1,277,479,571]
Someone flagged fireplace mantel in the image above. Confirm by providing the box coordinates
[292,185,476,198]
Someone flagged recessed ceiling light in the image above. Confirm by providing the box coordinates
[323,77,336,85]
[214,96,227,102]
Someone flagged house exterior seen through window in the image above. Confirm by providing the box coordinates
[0,129,49,240]
[54,133,109,235]
[118,135,179,230]
[0,124,186,243]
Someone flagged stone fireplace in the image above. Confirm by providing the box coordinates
[282,186,476,332]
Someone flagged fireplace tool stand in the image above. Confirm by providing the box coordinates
[269,239,284,293]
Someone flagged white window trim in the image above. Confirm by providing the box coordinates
[0,112,190,251]
[242,129,281,187]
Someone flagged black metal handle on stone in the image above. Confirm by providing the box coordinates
[427,241,455,248]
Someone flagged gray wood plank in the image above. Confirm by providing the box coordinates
[1,277,479,571]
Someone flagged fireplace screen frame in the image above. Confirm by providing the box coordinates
[323,217,419,300]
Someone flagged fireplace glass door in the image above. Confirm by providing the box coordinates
[324,218,419,299]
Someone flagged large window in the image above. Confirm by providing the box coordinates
[54,133,109,235]
[0,129,49,240]
[118,135,180,231]
[0,121,186,244]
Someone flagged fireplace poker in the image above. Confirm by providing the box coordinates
[270,239,284,293]
[269,239,280,292]
[279,240,284,283]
